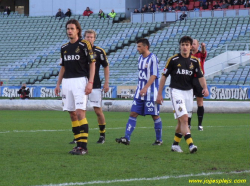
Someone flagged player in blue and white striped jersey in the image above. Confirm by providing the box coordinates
[116,38,163,146]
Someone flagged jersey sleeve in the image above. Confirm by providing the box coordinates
[201,51,207,60]
[195,60,204,78]
[150,54,158,77]
[98,47,109,67]
[162,57,173,77]
[81,40,96,64]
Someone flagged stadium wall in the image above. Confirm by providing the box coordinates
[0,100,249,113]
[29,0,126,16]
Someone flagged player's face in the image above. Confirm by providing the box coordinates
[192,40,199,51]
[137,43,148,54]
[180,42,192,56]
[84,33,95,46]
[66,24,79,40]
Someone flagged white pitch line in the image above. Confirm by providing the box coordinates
[35,170,250,186]
[0,125,248,134]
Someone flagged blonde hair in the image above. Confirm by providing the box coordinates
[84,29,97,38]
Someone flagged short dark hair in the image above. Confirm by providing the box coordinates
[179,36,193,45]
[137,38,150,49]
[65,19,82,38]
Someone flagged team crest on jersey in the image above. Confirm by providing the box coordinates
[178,106,183,112]
[64,50,67,54]
[75,46,80,53]
[177,64,181,67]
[189,63,194,70]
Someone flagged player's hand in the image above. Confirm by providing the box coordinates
[156,94,163,105]
[201,43,206,47]
[85,83,93,95]
[55,85,60,96]
[202,88,209,97]
[139,88,147,97]
[103,82,109,93]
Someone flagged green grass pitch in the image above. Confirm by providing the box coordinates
[0,110,249,186]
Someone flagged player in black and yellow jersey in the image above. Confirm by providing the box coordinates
[55,19,96,155]
[157,36,209,153]
[69,29,110,144]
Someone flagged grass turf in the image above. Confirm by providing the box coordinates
[0,111,249,186]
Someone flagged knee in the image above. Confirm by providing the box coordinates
[130,112,138,118]
[69,112,77,121]
[94,108,103,118]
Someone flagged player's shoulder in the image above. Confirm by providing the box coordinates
[79,39,92,47]
[95,46,107,55]
[190,55,199,63]
[168,54,179,62]
[61,42,69,49]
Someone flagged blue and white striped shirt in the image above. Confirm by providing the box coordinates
[134,53,159,101]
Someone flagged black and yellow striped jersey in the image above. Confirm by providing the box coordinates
[60,39,95,79]
[92,46,109,89]
[162,53,203,90]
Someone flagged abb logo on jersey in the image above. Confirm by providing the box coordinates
[64,55,80,61]
[139,70,147,80]
[176,68,193,76]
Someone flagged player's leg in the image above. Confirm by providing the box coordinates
[171,120,183,152]
[93,107,106,143]
[196,97,204,131]
[70,77,89,155]
[116,98,142,145]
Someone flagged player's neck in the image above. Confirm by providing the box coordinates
[180,52,189,58]
[69,37,79,44]
[142,51,151,58]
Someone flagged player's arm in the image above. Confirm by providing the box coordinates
[103,66,109,93]
[201,42,206,54]
[196,59,209,97]
[84,40,96,95]
[55,66,65,96]
[156,75,167,105]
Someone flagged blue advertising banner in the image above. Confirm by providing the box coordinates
[162,85,250,100]
[0,86,117,98]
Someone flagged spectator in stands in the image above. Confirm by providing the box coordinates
[161,1,166,9]
[98,9,105,19]
[155,7,161,12]
[239,0,245,5]
[213,1,221,9]
[180,11,187,20]
[134,8,140,13]
[168,5,174,11]
[175,3,182,10]
[83,7,93,16]
[183,0,190,5]
[203,2,209,9]
[245,1,250,7]
[150,7,156,12]
[221,0,230,8]
[18,83,30,99]
[148,5,152,12]
[56,8,65,19]
[65,8,72,17]
[150,2,156,9]
[143,4,148,11]
[162,5,169,11]
[4,6,11,15]
[156,0,162,6]
[181,3,188,11]
[141,7,146,13]
[232,0,239,5]
[107,9,116,18]
[168,0,174,6]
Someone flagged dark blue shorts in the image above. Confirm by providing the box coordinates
[131,98,160,116]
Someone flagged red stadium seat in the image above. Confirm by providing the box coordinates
[228,6,233,9]
[213,1,217,5]
[188,4,194,10]
[239,5,245,9]
[194,1,200,7]
[233,5,240,9]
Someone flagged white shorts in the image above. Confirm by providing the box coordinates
[62,77,88,111]
[170,88,193,119]
[88,89,102,108]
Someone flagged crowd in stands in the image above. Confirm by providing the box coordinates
[55,7,117,19]
[133,0,250,13]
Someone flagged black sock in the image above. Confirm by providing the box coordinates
[188,117,191,126]
[197,106,204,126]
[99,123,106,137]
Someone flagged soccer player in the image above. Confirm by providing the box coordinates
[55,19,96,155]
[190,39,207,131]
[116,38,163,145]
[156,36,209,153]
